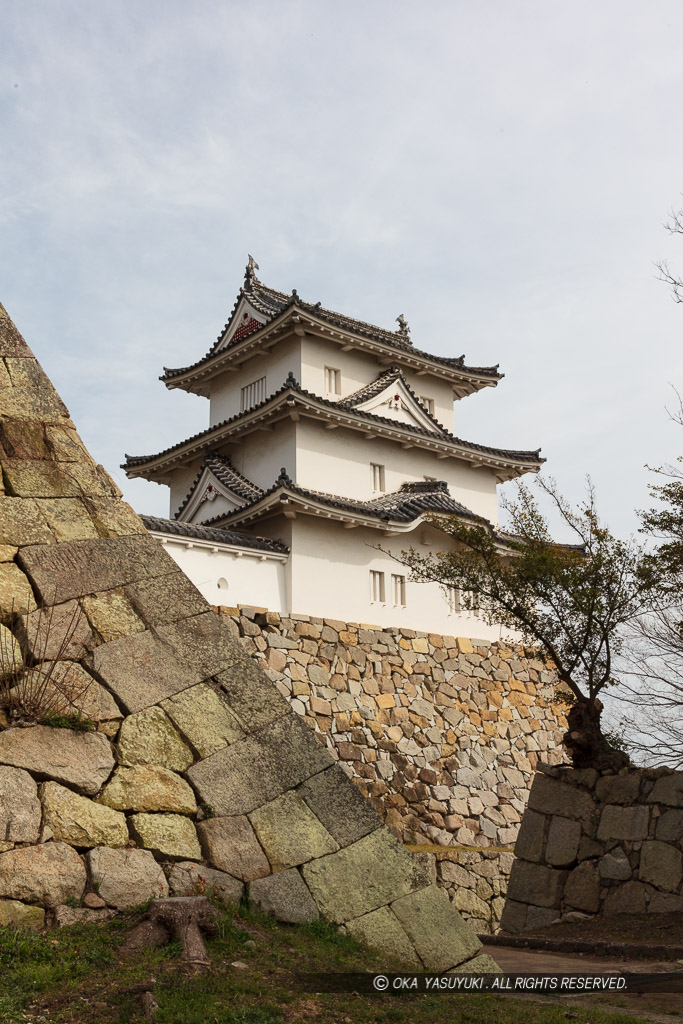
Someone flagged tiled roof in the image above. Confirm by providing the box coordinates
[161,267,501,383]
[205,475,486,529]
[340,365,451,434]
[174,452,264,520]
[141,514,289,554]
[123,374,543,473]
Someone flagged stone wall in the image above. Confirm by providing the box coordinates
[218,605,568,932]
[0,299,496,972]
[501,764,683,932]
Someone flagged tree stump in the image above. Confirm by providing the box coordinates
[124,896,219,970]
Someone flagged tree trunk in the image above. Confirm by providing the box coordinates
[564,698,630,770]
[123,896,219,971]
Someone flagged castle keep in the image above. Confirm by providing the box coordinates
[124,260,543,635]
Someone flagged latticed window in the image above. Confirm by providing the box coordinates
[446,585,461,613]
[371,463,385,493]
[369,570,385,603]
[240,376,266,412]
[324,366,340,394]
[392,574,406,607]
[419,395,435,416]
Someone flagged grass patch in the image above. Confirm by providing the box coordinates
[0,907,658,1024]
[39,709,95,731]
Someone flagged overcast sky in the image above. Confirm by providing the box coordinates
[2,0,683,542]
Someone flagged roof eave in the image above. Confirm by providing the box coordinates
[160,305,501,395]
[209,488,477,534]
[123,389,544,481]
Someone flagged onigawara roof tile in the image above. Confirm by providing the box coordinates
[140,514,288,554]
[161,264,501,383]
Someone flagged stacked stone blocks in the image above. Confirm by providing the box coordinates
[0,300,493,970]
[219,605,567,930]
[502,764,683,932]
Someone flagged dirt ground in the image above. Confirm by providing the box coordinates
[498,913,683,949]
[491,937,683,1022]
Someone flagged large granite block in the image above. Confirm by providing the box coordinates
[344,905,422,968]
[0,766,41,843]
[297,764,382,848]
[99,765,197,814]
[249,869,319,924]
[0,497,54,546]
[0,386,69,424]
[0,562,37,619]
[41,781,128,848]
[87,847,168,910]
[2,457,108,499]
[19,600,94,660]
[125,571,206,625]
[197,815,270,881]
[639,840,683,891]
[597,804,650,841]
[0,303,33,357]
[0,725,114,795]
[506,860,567,909]
[301,829,432,924]
[33,498,100,542]
[91,630,206,713]
[117,707,194,770]
[0,842,86,907]
[214,660,291,732]
[18,534,175,604]
[155,612,243,678]
[187,714,333,815]
[249,791,339,869]
[161,683,244,758]
[528,774,596,820]
[390,885,481,971]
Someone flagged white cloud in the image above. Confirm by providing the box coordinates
[1,0,682,535]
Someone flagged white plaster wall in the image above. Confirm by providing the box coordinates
[168,459,203,519]
[288,516,510,639]
[228,421,298,491]
[154,536,288,611]
[299,334,458,428]
[208,336,302,426]
[294,420,499,523]
[189,491,242,525]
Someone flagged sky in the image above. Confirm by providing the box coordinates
[2,0,683,543]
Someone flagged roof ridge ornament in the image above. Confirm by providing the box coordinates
[245,254,260,288]
[395,314,412,344]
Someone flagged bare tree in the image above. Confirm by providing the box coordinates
[655,205,683,303]
[618,395,683,766]
[398,476,646,769]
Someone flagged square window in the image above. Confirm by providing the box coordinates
[371,463,385,493]
[370,570,385,603]
[392,574,406,607]
[325,366,341,395]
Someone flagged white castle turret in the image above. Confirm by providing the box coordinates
[124,261,543,634]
